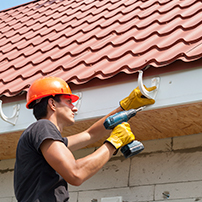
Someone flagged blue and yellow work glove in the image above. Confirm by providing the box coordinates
[120,86,156,110]
[105,122,135,150]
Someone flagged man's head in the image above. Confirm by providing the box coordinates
[33,95,61,120]
[26,77,79,120]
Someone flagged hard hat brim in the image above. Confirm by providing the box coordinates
[65,94,80,103]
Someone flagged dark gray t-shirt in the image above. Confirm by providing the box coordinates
[14,119,69,202]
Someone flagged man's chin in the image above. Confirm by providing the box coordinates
[67,120,75,126]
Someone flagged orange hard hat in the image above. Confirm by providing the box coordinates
[26,77,79,109]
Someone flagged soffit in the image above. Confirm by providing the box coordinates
[2,101,202,160]
[0,0,202,97]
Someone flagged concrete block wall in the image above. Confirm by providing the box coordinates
[1,133,202,202]
[0,159,16,202]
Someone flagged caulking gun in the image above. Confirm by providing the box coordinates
[103,107,145,158]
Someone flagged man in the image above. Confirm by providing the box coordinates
[14,76,156,202]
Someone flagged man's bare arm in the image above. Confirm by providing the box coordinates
[67,106,123,151]
[40,139,116,186]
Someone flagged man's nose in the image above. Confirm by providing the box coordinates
[71,104,78,112]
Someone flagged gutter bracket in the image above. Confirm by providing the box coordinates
[138,70,160,100]
[0,100,20,125]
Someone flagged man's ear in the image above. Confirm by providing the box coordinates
[48,98,56,111]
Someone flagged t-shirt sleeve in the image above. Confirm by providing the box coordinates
[30,119,68,152]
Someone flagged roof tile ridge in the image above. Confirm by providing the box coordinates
[36,0,101,15]
[89,2,202,32]
[0,1,40,22]
[0,40,54,63]
[157,7,202,25]
[35,0,70,9]
[82,37,199,64]
[0,61,49,84]
[180,1,202,18]
[178,0,201,8]
[123,6,202,31]
[0,11,42,35]
[5,45,87,71]
[42,6,201,45]
[1,15,58,38]
[0,20,63,44]
[0,56,80,84]
[1,0,192,41]
[57,0,140,23]
[50,0,124,24]
[0,1,124,39]
[0,9,67,37]
[136,1,201,19]
[158,0,202,14]
[140,35,202,57]
[0,75,31,93]
[1,7,201,47]
[133,14,202,41]
[54,7,122,32]
[15,1,68,20]
[90,22,202,52]
[119,19,200,44]
[5,1,133,37]
[90,1,139,17]
[67,28,202,65]
[1,26,79,53]
[139,0,171,10]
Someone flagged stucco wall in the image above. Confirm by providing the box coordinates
[1,133,202,202]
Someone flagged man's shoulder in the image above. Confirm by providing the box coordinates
[22,119,56,137]
[30,119,54,128]
[37,119,52,124]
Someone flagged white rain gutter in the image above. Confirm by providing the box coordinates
[0,66,202,134]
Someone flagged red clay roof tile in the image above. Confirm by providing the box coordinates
[0,0,202,97]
